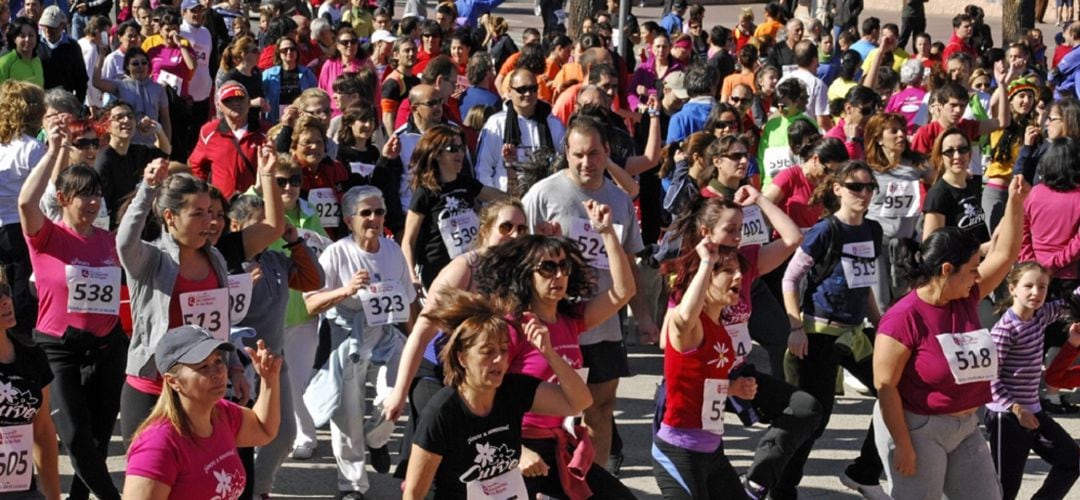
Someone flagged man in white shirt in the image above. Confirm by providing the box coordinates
[475,68,566,192]
[779,39,832,129]
[179,0,213,156]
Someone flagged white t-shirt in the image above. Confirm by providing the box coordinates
[0,136,45,227]
[779,68,829,119]
[180,22,213,102]
[78,38,104,108]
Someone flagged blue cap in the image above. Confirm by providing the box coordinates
[181,0,204,11]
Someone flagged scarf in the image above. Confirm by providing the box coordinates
[503,100,555,151]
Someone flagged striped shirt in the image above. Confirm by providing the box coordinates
[988,297,1073,413]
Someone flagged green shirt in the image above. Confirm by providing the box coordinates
[759,112,818,188]
[0,52,44,88]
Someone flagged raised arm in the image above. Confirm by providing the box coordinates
[18,123,67,236]
[582,201,637,331]
[117,159,170,279]
[978,176,1029,298]
[666,239,718,352]
[737,185,803,274]
[235,340,282,447]
[525,316,593,416]
[241,144,287,260]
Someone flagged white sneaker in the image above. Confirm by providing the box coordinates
[844,369,872,396]
[840,471,892,500]
[291,444,315,459]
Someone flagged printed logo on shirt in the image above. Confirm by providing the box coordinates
[459,441,519,483]
[0,379,39,423]
[706,341,732,370]
[204,449,244,500]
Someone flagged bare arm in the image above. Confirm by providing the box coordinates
[754,193,803,274]
[91,46,120,95]
[874,334,916,477]
[235,340,282,448]
[32,385,60,500]
[403,446,442,500]
[526,318,593,416]
[240,146,287,261]
[978,176,1028,298]
[18,126,66,237]
[921,212,945,239]
[625,108,663,176]
[605,159,640,198]
[402,211,423,285]
[121,476,172,500]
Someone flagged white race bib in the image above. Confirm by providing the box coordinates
[840,241,878,289]
[308,188,341,228]
[358,281,409,326]
[349,161,375,177]
[781,64,799,77]
[296,229,332,259]
[762,146,794,178]
[0,424,32,493]
[227,273,253,325]
[936,329,998,384]
[156,70,181,91]
[65,265,121,315]
[438,211,480,259]
[740,205,769,246]
[569,218,624,270]
[179,288,229,340]
[466,468,529,500]
[727,322,752,360]
[879,180,921,218]
[700,378,729,435]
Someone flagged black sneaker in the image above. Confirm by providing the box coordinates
[609,452,624,477]
[336,491,364,500]
[742,475,767,500]
[369,445,391,474]
[1043,397,1080,414]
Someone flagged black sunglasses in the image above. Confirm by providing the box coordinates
[723,152,749,161]
[73,138,100,150]
[715,119,740,129]
[843,182,878,193]
[941,146,972,157]
[275,174,303,188]
[729,96,748,104]
[497,221,528,236]
[444,143,464,153]
[512,84,539,95]
[338,38,358,46]
[534,259,571,278]
[356,208,386,218]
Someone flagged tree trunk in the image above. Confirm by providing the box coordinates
[567,0,605,39]
[1003,0,1035,44]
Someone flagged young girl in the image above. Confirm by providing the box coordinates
[986,262,1080,500]
[336,103,404,234]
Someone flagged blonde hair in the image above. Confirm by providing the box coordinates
[474,198,525,248]
[129,363,195,444]
[220,35,258,73]
[0,81,45,144]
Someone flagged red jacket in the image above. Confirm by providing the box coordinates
[941,34,977,64]
[188,119,267,198]
[258,41,322,72]
[1047,341,1080,388]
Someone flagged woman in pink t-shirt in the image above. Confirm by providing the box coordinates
[125,326,281,500]
[763,137,850,232]
[873,175,1029,499]
[145,12,195,97]
[473,201,636,499]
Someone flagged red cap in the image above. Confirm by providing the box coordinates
[217,82,247,104]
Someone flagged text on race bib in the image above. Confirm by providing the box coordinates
[296,229,331,259]
[465,468,529,500]
[179,288,230,340]
[569,218,624,270]
[701,378,729,435]
[936,329,998,384]
[762,146,794,178]
[879,179,921,218]
[65,265,121,315]
[227,273,253,325]
[349,161,375,177]
[358,281,409,326]
[840,241,878,289]
[727,322,753,360]
[308,188,341,228]
[437,210,480,259]
[0,424,32,493]
[740,205,769,246]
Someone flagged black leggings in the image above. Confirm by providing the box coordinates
[652,437,747,500]
[986,410,1080,500]
[522,436,636,499]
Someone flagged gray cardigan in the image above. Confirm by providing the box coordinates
[117,181,232,378]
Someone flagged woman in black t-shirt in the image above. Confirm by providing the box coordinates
[922,128,990,244]
[0,280,61,499]
[218,36,267,127]
[402,125,505,289]
[403,290,592,500]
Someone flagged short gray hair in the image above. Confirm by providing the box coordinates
[44,88,83,117]
[342,185,385,222]
[311,17,332,37]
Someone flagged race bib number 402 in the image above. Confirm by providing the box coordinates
[740,205,769,246]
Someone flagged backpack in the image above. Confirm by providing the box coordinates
[804,215,884,296]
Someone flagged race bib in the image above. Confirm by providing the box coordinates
[727,322,752,360]
[296,229,332,259]
[700,378,729,435]
[0,424,32,493]
[156,70,181,91]
[563,367,590,435]
[349,161,375,177]
[308,188,341,228]
[762,146,794,178]
[65,265,121,315]
[358,281,409,326]
[438,211,480,259]
[840,241,878,289]
[936,329,997,384]
[466,468,529,500]
[740,205,769,246]
[879,180,920,218]
[569,217,624,270]
[179,288,229,340]
[781,64,799,76]
[227,273,253,325]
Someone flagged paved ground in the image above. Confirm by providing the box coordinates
[57,2,1080,499]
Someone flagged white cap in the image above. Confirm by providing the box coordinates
[371,30,397,44]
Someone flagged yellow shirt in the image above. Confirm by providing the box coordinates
[860,48,910,73]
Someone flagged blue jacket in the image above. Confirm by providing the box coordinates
[660,12,683,36]
[261,65,317,123]
[665,97,715,145]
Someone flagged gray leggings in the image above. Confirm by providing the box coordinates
[873,403,1003,500]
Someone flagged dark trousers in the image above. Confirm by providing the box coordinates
[652,437,747,500]
[775,333,882,499]
[393,375,445,478]
[742,370,823,492]
[119,380,158,443]
[0,223,36,342]
[748,281,788,377]
[522,437,637,499]
[34,328,127,500]
[986,410,1080,500]
[172,97,210,161]
[899,16,927,51]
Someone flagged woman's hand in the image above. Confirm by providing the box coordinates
[522,313,553,356]
[788,325,808,359]
[732,185,762,207]
[45,122,66,152]
[257,143,277,174]
[281,105,300,127]
[143,157,169,187]
[247,262,264,283]
[382,135,401,160]
[582,199,612,231]
[893,441,917,477]
[1068,322,1080,348]
[729,376,758,400]
[231,371,251,406]
[534,220,561,236]
[518,446,550,478]
[346,269,371,296]
[1008,174,1030,205]
[695,237,720,263]
[1024,125,1042,147]
[245,339,283,382]
[382,386,408,422]
[282,222,299,245]
[1015,406,1040,430]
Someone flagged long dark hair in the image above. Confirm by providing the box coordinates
[809,161,876,216]
[1038,137,1080,192]
[893,227,980,290]
[473,235,596,319]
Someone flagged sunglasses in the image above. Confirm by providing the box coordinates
[723,152,749,161]
[73,138,100,150]
[418,99,444,108]
[275,174,302,188]
[729,96,748,104]
[279,46,297,53]
[338,39,358,46]
[715,119,739,129]
[497,221,528,236]
[534,259,571,278]
[356,207,386,218]
[843,182,878,193]
[512,84,539,95]
[443,143,464,153]
[941,146,972,157]
[129,59,149,67]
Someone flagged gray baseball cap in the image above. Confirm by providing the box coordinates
[155,325,235,374]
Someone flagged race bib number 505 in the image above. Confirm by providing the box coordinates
[0,424,31,493]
